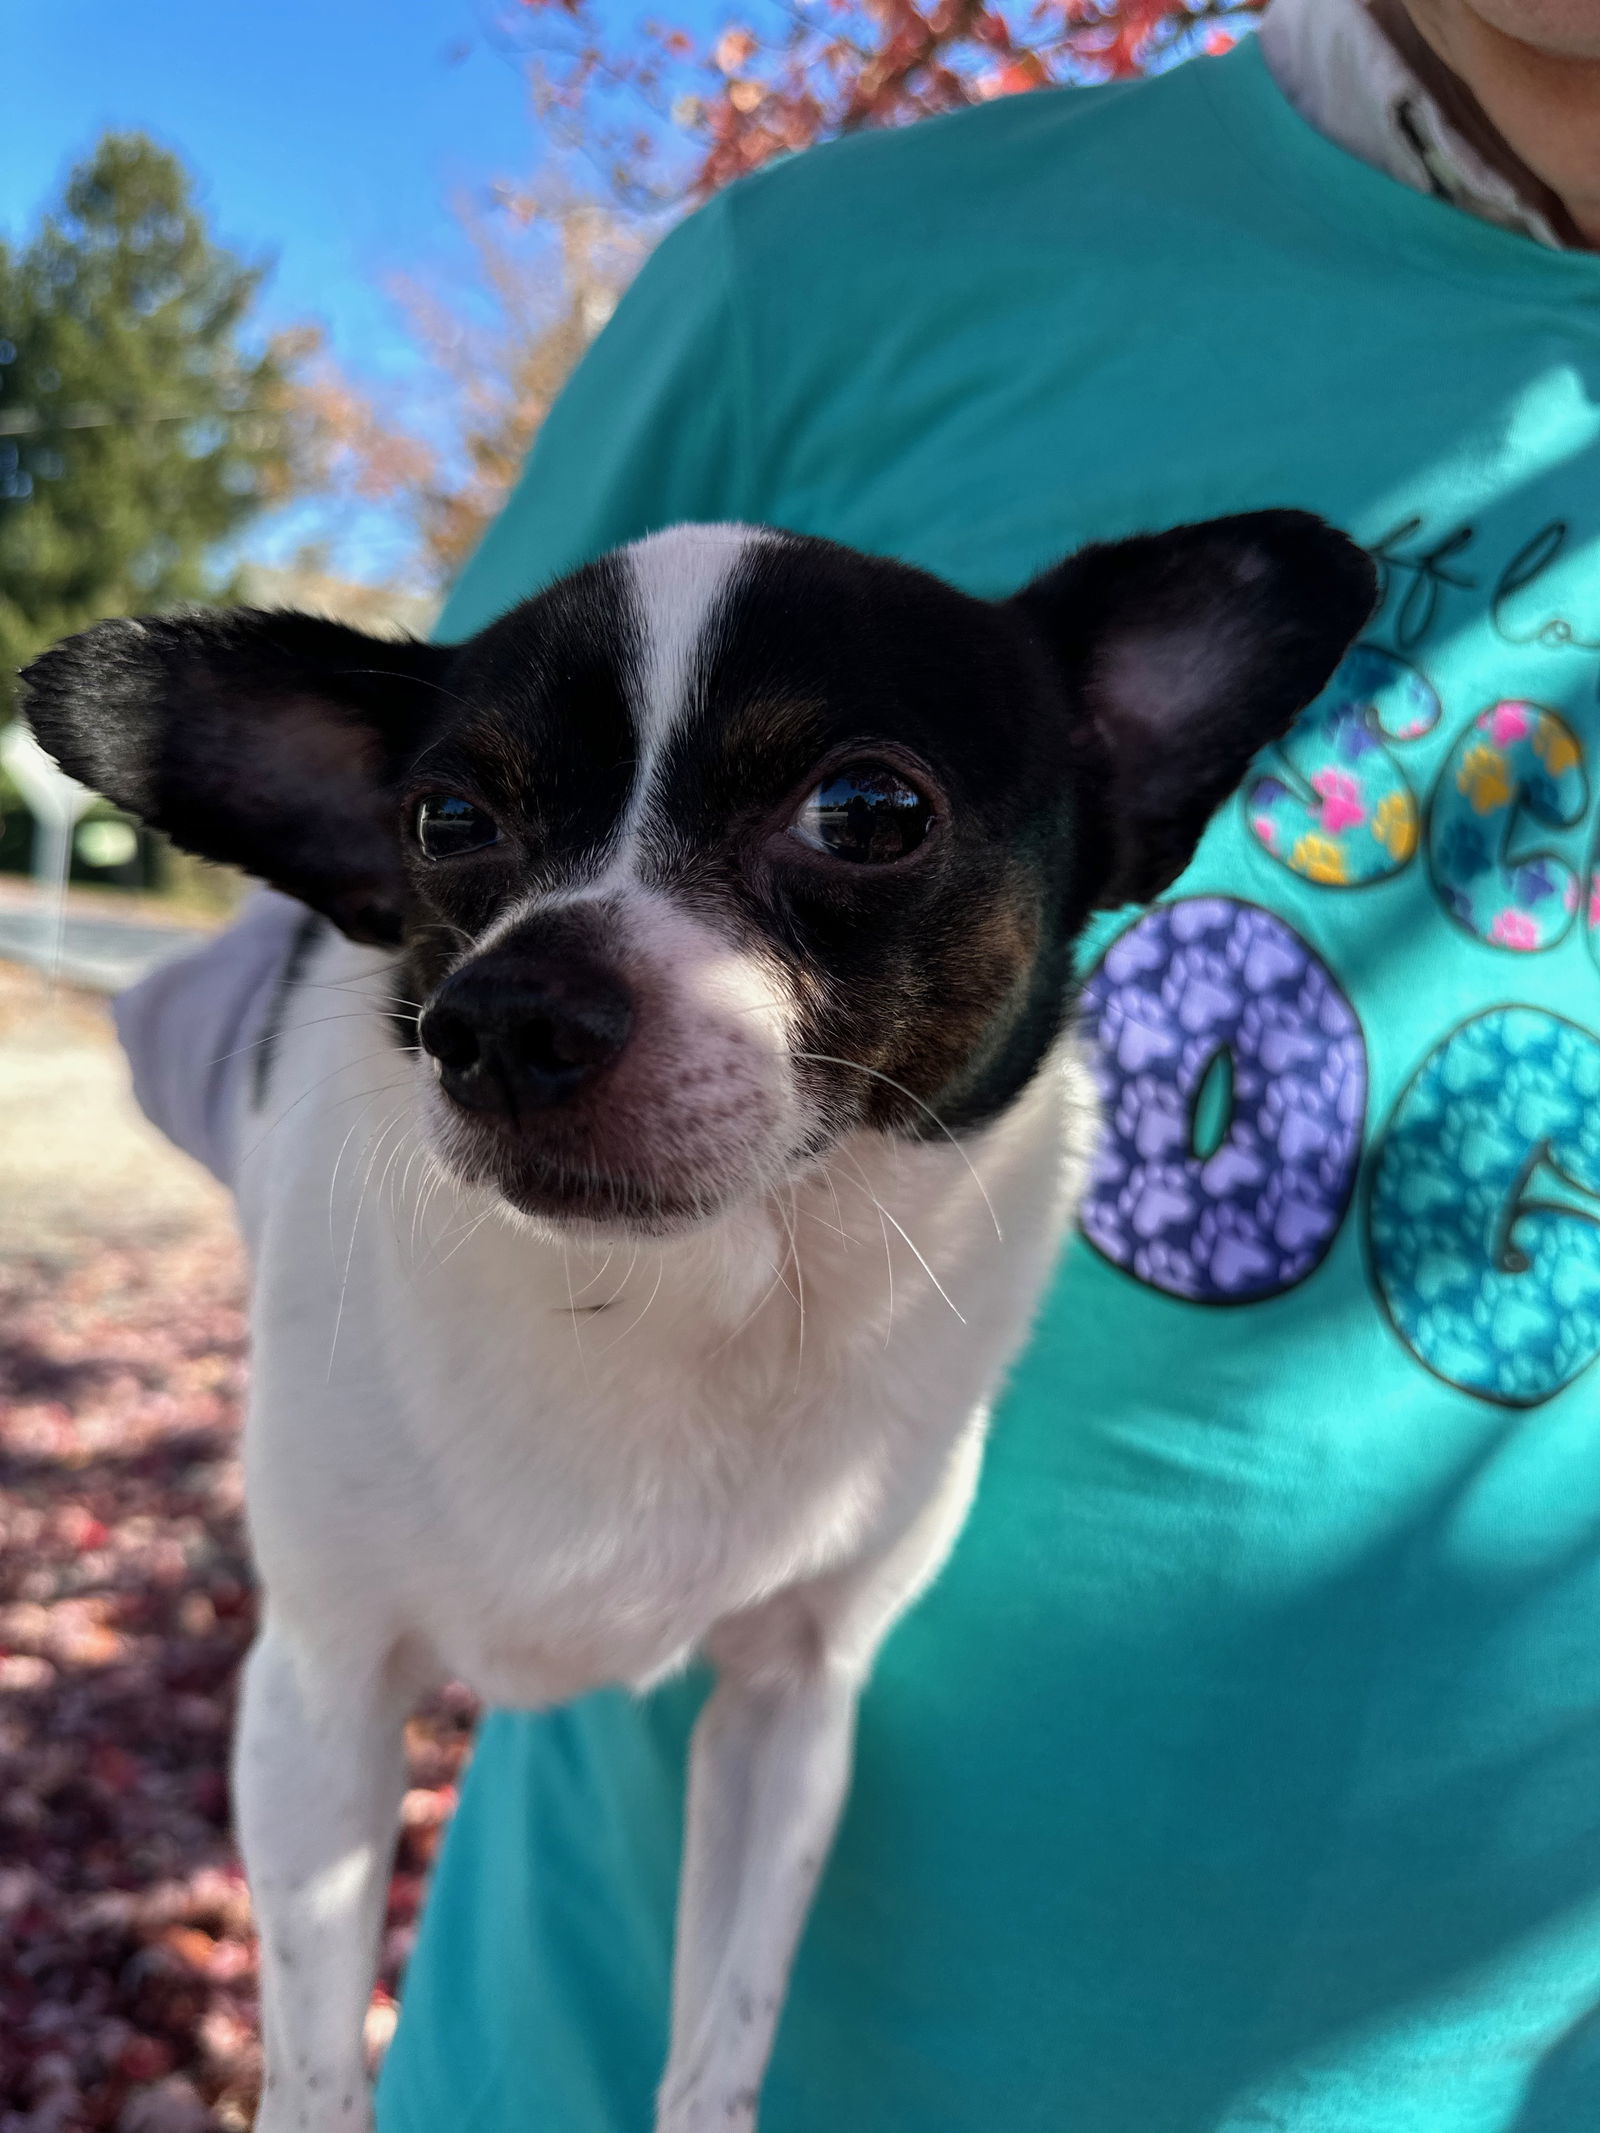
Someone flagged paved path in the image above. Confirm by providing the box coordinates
[0,898,210,994]
[0,960,230,1263]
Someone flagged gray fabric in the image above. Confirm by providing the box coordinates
[112,888,306,1188]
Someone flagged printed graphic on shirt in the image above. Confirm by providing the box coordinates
[1427,702,1590,952]
[1088,508,1600,1408]
[1367,1009,1600,1408]
[1245,644,1439,886]
[1079,899,1366,1304]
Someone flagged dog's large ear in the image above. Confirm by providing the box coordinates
[1013,510,1377,907]
[21,608,454,944]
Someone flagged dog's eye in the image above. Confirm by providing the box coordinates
[415,794,499,859]
[790,765,934,864]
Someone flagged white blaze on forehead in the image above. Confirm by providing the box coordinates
[465,524,769,952]
[627,523,764,748]
[617,523,769,868]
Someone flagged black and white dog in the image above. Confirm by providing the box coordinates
[24,513,1373,2132]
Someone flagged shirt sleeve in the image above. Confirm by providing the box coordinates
[110,887,309,1188]
[434,192,752,642]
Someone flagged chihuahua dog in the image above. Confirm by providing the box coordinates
[24,513,1373,2132]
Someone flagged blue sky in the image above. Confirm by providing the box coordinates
[4,0,733,581]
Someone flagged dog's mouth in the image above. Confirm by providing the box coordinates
[423,1078,808,1237]
[448,1139,728,1234]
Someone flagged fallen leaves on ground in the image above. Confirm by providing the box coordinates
[0,1232,476,2132]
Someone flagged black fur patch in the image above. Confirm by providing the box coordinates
[645,534,1102,1137]
[394,553,641,1011]
[22,610,453,945]
[1012,510,1378,905]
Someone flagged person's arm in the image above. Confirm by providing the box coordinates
[437,192,753,640]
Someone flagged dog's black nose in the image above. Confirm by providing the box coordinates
[419,955,634,1118]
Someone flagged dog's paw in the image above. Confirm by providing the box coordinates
[655,2069,759,2133]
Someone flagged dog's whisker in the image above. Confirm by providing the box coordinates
[294,976,424,1007]
[791,1053,1003,1243]
[351,1097,414,1235]
[430,1202,497,1272]
[326,1102,416,1379]
[425,1169,466,1261]
[406,1143,465,1277]
[397,1135,432,1265]
[408,1145,450,1259]
[408,1162,502,1281]
[409,916,476,956]
[386,1126,439,1275]
[759,1220,803,1311]
[703,1252,790,1359]
[327,1087,402,1256]
[818,1161,850,1245]
[569,1243,618,1302]
[377,1115,420,1221]
[878,1203,964,1324]
[408,1181,462,1279]
[238,1046,422,1168]
[831,1145,899,1349]
[562,1246,595,1392]
[602,1248,667,1352]
[795,1204,851,1242]
[779,1185,807,1394]
[348,670,477,717]
[206,1009,399,1072]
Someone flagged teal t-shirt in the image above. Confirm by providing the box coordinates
[377,40,1600,2132]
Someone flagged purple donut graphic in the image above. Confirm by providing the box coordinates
[1079,898,1367,1304]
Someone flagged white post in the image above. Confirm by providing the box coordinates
[0,722,98,982]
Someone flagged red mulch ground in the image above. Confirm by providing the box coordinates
[0,1232,475,2133]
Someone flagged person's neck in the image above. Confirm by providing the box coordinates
[1389,0,1600,246]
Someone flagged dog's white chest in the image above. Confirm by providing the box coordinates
[242,1134,998,1706]
[396,1341,904,1702]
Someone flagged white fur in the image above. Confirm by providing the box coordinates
[623,524,757,830]
[465,523,758,957]
[229,529,1100,2133]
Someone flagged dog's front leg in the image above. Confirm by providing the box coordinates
[658,1648,858,2133]
[234,1617,412,2133]
[659,1425,986,2133]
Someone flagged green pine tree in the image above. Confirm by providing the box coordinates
[0,132,314,720]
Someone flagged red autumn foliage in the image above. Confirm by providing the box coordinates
[0,1234,476,2131]
[302,0,1261,595]
[495,0,1264,197]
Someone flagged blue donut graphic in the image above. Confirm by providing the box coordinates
[1425,701,1588,954]
[1079,898,1367,1304]
[1368,1008,1600,1408]
[1244,642,1440,890]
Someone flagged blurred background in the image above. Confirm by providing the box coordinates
[0,1,1258,2124]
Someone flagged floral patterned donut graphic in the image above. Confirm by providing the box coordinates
[1368,1009,1600,1408]
[1245,644,1440,888]
[1080,899,1367,1303]
[1427,701,1590,952]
